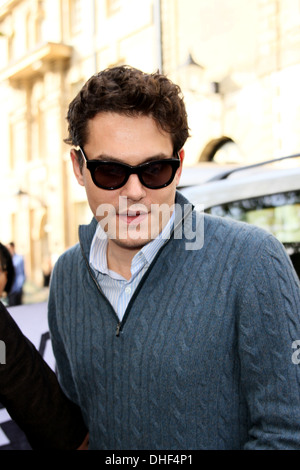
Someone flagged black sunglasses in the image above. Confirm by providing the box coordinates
[77,147,181,190]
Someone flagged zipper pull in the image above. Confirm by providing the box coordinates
[116,322,121,337]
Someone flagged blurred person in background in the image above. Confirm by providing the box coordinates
[0,243,15,304]
[0,242,88,449]
[7,242,25,306]
[42,255,53,288]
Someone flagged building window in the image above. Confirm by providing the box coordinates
[31,106,45,162]
[8,30,15,61]
[69,0,82,35]
[35,0,46,44]
[106,0,121,16]
[10,118,28,169]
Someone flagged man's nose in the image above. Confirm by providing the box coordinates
[120,173,147,200]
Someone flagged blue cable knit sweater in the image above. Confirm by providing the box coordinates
[48,192,300,450]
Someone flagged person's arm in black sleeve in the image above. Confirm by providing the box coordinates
[0,301,88,450]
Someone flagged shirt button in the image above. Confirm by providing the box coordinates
[125,286,131,294]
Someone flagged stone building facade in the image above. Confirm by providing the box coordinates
[0,0,299,283]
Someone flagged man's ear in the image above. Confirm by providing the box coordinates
[70,149,85,186]
[175,148,185,186]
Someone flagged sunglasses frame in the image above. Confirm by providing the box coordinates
[76,146,181,190]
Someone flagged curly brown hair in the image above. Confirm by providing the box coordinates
[64,65,190,167]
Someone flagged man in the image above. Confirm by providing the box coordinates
[48,65,300,450]
[7,242,25,306]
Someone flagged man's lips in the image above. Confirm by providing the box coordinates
[117,211,148,225]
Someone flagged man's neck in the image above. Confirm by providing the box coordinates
[106,241,142,280]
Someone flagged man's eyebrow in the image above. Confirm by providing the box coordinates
[90,153,173,163]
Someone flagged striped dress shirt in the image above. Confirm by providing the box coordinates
[89,212,175,321]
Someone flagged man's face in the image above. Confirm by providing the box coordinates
[71,112,184,252]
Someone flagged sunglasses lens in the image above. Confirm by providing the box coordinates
[141,161,178,188]
[93,163,127,189]
[88,158,179,190]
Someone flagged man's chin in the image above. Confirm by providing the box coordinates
[106,221,161,249]
[108,236,151,251]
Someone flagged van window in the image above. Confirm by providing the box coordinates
[207,190,300,278]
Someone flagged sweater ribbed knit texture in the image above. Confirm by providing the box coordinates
[48,192,300,450]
